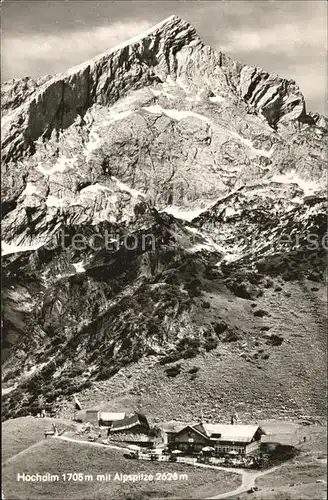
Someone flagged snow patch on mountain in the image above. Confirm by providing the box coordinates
[270,172,322,195]
[209,95,225,103]
[37,156,74,176]
[85,111,134,155]
[230,131,273,158]
[79,184,112,194]
[107,109,133,124]
[45,195,66,208]
[111,177,146,198]
[73,261,86,273]
[85,131,103,153]
[1,240,46,257]
[187,243,216,253]
[150,88,176,100]
[2,384,18,396]
[142,104,209,122]
[20,182,39,197]
[161,205,206,221]
[162,75,193,96]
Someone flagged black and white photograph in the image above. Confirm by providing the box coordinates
[1,1,327,499]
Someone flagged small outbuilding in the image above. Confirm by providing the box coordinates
[74,409,100,425]
[110,413,150,434]
[99,412,126,428]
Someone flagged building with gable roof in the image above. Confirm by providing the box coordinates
[171,423,265,455]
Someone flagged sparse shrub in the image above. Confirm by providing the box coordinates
[188,366,200,374]
[222,330,240,342]
[263,278,274,288]
[68,366,85,377]
[185,279,202,297]
[253,309,270,317]
[188,288,202,297]
[165,364,181,378]
[51,337,65,347]
[204,337,219,351]
[213,321,228,335]
[266,334,284,346]
[202,301,210,309]
[2,368,21,382]
[228,281,253,299]
[204,268,219,280]
[274,286,283,292]
[45,390,62,402]
[96,369,115,381]
[159,352,180,365]
[308,272,321,283]
[189,278,201,288]
[261,325,271,331]
[183,347,198,359]
[14,407,30,418]
[178,337,201,353]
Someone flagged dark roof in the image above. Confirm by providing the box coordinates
[111,413,149,432]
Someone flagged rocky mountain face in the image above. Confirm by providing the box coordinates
[1,15,327,422]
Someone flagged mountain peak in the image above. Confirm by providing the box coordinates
[76,14,200,69]
[1,14,322,166]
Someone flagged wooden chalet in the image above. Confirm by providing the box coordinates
[171,423,265,456]
[172,425,209,453]
[74,409,101,424]
[158,422,187,445]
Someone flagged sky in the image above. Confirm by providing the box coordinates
[2,0,327,114]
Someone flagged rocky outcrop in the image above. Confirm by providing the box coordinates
[237,66,305,125]
[2,16,200,164]
[2,15,314,166]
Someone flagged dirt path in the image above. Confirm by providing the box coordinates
[206,463,286,499]
[54,434,127,452]
[5,433,286,500]
[56,436,287,500]
[3,433,125,467]
[3,440,45,466]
